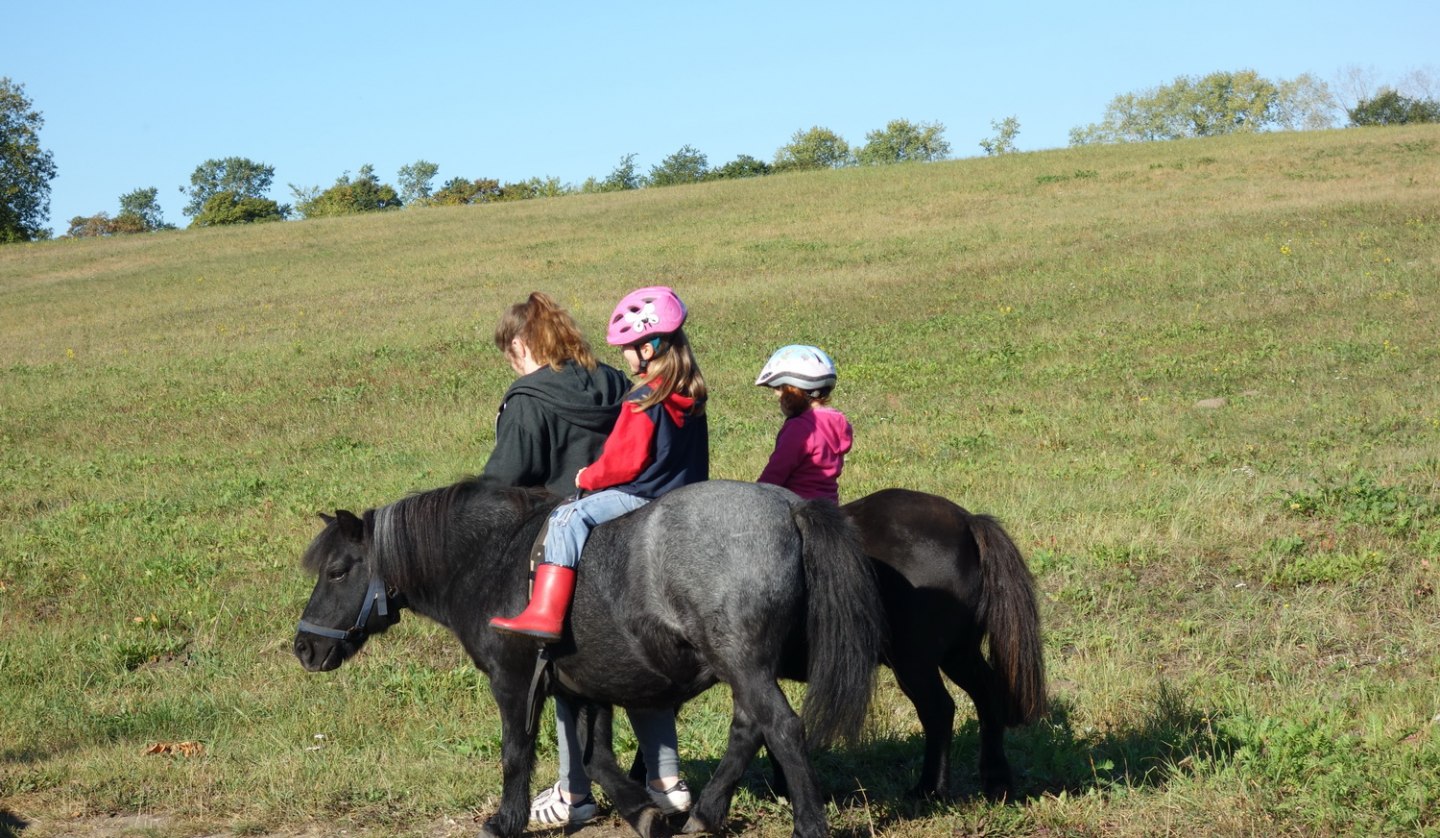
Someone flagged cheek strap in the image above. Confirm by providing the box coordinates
[296,573,391,641]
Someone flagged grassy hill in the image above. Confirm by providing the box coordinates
[2,124,1438,837]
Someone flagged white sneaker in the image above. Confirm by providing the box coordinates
[529,781,599,826]
[647,779,692,815]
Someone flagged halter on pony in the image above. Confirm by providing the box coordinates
[295,509,403,641]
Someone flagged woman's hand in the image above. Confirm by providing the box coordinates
[575,467,587,488]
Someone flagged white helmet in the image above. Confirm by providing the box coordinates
[755,344,837,395]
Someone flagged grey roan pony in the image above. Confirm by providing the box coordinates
[292,477,885,838]
[629,488,1048,801]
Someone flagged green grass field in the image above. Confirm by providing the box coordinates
[2,124,1438,837]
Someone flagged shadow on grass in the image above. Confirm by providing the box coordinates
[668,680,1239,836]
[0,809,29,838]
[1016,680,1241,799]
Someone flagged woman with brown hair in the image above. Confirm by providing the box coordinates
[482,289,695,826]
[481,291,630,494]
[489,286,705,825]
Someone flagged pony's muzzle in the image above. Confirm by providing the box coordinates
[293,633,346,672]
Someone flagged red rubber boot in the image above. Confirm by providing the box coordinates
[488,564,576,641]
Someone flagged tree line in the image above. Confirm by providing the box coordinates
[127,120,952,231]
[2,68,1436,243]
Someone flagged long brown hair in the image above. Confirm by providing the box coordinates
[632,326,707,416]
[493,292,598,371]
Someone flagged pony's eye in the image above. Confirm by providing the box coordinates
[328,554,365,582]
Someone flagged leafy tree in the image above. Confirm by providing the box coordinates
[397,160,439,206]
[192,191,286,227]
[492,181,530,202]
[979,116,1021,156]
[69,210,135,237]
[649,145,709,187]
[431,177,501,205]
[1070,70,1335,145]
[65,187,170,237]
[117,187,170,231]
[707,154,771,180]
[857,119,950,165]
[773,127,851,171]
[1348,88,1440,125]
[1334,65,1436,120]
[293,165,402,219]
[523,176,572,198]
[0,77,58,243]
[181,157,282,219]
[1186,70,1292,135]
[1273,73,1339,131]
[493,177,572,201]
[582,153,642,193]
[604,153,642,191]
[65,214,100,237]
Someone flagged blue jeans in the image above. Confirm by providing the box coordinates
[543,489,650,569]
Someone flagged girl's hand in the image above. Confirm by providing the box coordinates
[575,467,586,488]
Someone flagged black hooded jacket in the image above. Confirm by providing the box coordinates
[481,360,631,495]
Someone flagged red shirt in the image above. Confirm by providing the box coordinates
[579,381,708,498]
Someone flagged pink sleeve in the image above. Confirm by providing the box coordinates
[757,421,805,488]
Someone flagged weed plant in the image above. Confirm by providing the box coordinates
[2,125,1438,836]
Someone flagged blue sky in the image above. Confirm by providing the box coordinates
[11,1,1438,232]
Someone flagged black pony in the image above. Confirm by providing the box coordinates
[844,488,1046,799]
[292,477,885,838]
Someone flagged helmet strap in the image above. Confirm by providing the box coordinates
[635,337,663,374]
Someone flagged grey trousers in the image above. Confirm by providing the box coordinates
[555,693,680,796]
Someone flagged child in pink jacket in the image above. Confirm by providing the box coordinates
[755,344,853,503]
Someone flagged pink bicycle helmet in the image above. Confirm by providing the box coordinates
[606,286,688,346]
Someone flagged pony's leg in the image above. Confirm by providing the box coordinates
[942,649,1014,801]
[763,741,791,800]
[628,744,647,783]
[887,652,957,799]
[727,679,830,838]
[682,703,766,835]
[481,673,541,838]
[575,702,674,838]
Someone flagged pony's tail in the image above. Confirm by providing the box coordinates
[791,499,887,748]
[971,513,1048,725]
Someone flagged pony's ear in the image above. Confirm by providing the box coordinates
[318,512,336,526]
[334,509,365,541]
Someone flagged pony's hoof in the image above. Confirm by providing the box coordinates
[680,813,713,834]
[906,783,947,802]
[981,780,1014,803]
[636,807,676,838]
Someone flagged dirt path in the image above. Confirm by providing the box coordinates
[4,811,646,838]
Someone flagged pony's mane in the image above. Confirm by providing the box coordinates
[301,476,556,582]
[369,476,555,590]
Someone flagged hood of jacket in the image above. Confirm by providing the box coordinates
[503,361,630,432]
[809,405,854,454]
[630,378,701,427]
